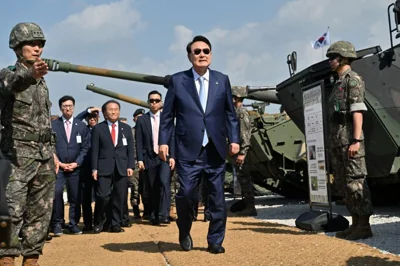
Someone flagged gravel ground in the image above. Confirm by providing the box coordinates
[241,195,400,256]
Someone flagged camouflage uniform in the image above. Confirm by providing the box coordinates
[129,126,141,218]
[170,170,179,206]
[326,41,373,240]
[231,86,257,216]
[0,23,56,263]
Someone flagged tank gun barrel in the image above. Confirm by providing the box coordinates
[43,58,171,87]
[246,85,280,104]
[86,83,150,109]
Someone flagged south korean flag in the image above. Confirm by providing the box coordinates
[311,28,331,49]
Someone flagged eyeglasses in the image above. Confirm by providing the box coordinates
[149,99,161,104]
[61,104,74,109]
[193,48,210,55]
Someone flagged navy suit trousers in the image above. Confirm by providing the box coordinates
[175,141,227,245]
[52,171,81,228]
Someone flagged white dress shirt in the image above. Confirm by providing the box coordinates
[192,68,209,97]
[107,120,119,146]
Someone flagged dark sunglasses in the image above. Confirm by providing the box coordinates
[149,99,161,103]
[193,48,210,55]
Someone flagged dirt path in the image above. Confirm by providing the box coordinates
[13,207,400,266]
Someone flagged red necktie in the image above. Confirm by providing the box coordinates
[111,123,116,146]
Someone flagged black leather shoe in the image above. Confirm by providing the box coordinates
[120,221,132,228]
[160,217,170,224]
[179,235,193,251]
[46,234,53,241]
[207,244,225,254]
[110,226,125,233]
[93,224,103,234]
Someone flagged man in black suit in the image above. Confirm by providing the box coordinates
[136,91,175,225]
[91,100,134,233]
[51,95,90,235]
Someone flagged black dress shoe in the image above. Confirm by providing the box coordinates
[110,226,125,233]
[120,221,132,228]
[179,235,193,251]
[46,234,53,241]
[160,217,170,224]
[207,244,225,254]
[93,224,103,234]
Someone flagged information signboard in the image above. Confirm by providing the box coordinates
[302,83,329,205]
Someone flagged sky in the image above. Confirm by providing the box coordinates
[0,0,397,126]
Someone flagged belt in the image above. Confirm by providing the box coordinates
[12,129,54,143]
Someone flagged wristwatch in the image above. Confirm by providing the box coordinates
[352,138,362,143]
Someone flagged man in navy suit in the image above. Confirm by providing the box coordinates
[136,91,175,225]
[159,35,240,254]
[91,100,134,233]
[51,95,90,235]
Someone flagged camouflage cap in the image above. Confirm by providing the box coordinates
[326,41,356,59]
[231,86,247,98]
[9,22,46,49]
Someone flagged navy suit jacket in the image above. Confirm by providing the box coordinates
[159,68,239,161]
[52,117,90,172]
[135,112,175,168]
[91,120,135,177]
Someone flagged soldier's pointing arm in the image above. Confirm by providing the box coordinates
[0,66,37,94]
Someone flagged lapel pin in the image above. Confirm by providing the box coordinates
[216,82,218,85]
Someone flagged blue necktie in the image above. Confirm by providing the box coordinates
[199,77,209,146]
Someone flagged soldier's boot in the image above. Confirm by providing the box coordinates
[169,206,177,221]
[0,256,15,266]
[229,199,246,213]
[132,205,141,219]
[346,215,373,240]
[235,202,257,217]
[22,255,40,266]
[335,215,358,239]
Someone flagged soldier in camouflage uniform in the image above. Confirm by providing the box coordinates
[326,41,373,240]
[0,22,58,266]
[230,86,257,216]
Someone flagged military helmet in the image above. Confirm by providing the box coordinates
[326,41,356,59]
[9,22,46,49]
[231,86,247,98]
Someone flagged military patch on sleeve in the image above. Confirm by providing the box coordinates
[348,77,360,88]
